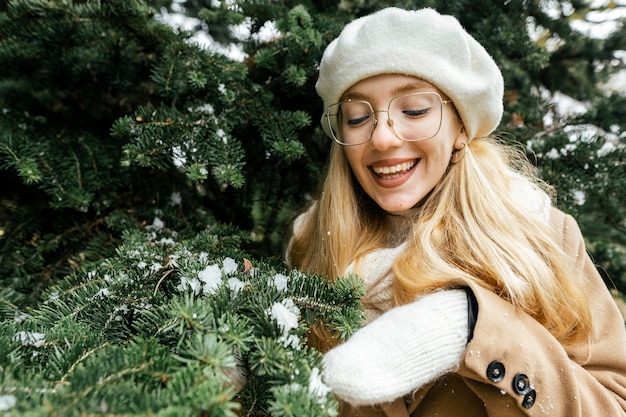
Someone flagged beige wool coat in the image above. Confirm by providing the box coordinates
[334,208,626,416]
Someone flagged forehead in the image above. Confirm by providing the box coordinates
[340,74,443,101]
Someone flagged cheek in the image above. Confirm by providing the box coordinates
[343,149,362,172]
[423,141,453,164]
[430,127,462,162]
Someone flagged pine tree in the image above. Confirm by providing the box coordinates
[0,0,624,415]
[0,222,365,415]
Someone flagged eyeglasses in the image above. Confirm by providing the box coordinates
[324,92,452,146]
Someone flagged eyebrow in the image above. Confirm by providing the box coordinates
[340,80,435,101]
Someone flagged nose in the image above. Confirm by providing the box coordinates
[370,110,402,151]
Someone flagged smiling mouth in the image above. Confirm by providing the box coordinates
[370,160,417,179]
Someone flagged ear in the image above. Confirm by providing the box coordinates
[453,127,468,150]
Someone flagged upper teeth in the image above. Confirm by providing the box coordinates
[372,161,415,175]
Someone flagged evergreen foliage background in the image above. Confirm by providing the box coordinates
[0,0,624,415]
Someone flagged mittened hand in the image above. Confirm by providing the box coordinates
[321,289,470,405]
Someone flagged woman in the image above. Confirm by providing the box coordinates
[287,7,626,416]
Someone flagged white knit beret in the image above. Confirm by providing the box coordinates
[316,7,504,141]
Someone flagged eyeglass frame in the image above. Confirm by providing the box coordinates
[324,91,453,146]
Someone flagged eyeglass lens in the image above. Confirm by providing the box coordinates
[326,92,444,145]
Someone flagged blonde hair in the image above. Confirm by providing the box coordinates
[288,137,592,347]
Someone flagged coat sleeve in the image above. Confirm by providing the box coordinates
[457,210,626,415]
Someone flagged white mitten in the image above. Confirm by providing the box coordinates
[322,289,469,405]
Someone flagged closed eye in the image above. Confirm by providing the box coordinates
[402,107,431,118]
[346,114,371,127]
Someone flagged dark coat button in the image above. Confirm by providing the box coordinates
[486,361,505,382]
[522,389,537,409]
[513,373,531,394]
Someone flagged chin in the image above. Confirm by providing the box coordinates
[377,201,418,213]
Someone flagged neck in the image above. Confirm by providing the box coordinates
[386,206,419,246]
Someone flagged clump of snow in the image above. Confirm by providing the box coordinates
[168,254,180,268]
[172,145,187,168]
[198,264,222,294]
[553,92,587,118]
[133,301,152,315]
[270,299,299,332]
[13,312,28,322]
[216,128,229,145]
[571,5,626,39]
[597,141,616,157]
[114,304,129,321]
[545,148,562,159]
[146,217,165,231]
[92,288,111,300]
[43,291,59,305]
[269,298,301,348]
[0,395,17,411]
[222,257,238,275]
[13,331,46,347]
[273,273,289,291]
[157,237,176,246]
[563,124,604,143]
[228,277,246,295]
[192,103,215,114]
[572,190,587,206]
[178,276,202,295]
[155,3,282,62]
[178,257,241,295]
[309,367,331,398]
[170,191,182,206]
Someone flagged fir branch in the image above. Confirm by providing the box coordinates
[54,341,110,389]
[69,361,150,409]
[153,268,175,296]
